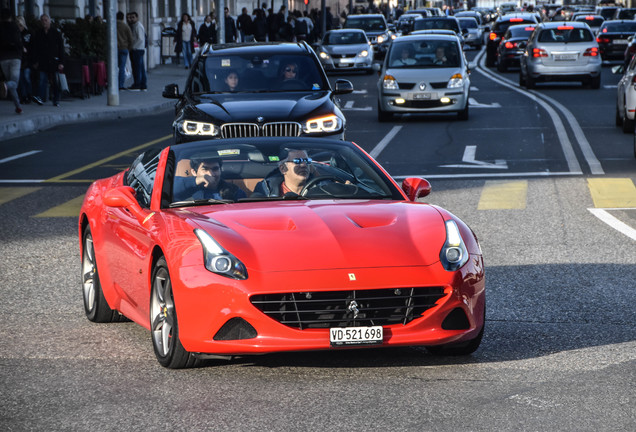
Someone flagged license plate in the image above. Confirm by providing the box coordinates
[613,39,628,45]
[330,326,383,346]
[339,58,352,64]
[413,93,431,99]
[554,54,577,61]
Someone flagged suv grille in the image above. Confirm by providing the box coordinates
[251,287,446,330]
[221,122,301,138]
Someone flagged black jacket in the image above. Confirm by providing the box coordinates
[198,22,216,45]
[32,27,64,73]
[0,20,23,61]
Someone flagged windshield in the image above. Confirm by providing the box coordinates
[537,27,593,43]
[324,31,368,45]
[188,53,328,93]
[168,140,402,205]
[344,17,387,32]
[458,18,478,30]
[413,19,460,33]
[388,39,461,68]
[574,17,604,27]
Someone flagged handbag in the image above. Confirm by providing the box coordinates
[57,72,69,92]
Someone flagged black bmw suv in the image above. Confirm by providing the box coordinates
[163,42,353,143]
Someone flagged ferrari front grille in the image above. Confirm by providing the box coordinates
[250,287,446,330]
[221,122,301,138]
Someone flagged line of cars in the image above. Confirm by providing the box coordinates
[78,16,488,368]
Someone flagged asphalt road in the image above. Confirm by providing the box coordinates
[0,48,634,431]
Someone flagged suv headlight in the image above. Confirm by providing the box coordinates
[177,120,219,136]
[447,73,465,88]
[358,50,369,57]
[319,51,330,60]
[377,33,389,44]
[439,220,469,271]
[194,229,247,280]
[304,114,342,133]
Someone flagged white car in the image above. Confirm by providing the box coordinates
[615,58,636,133]
[316,29,374,73]
[375,34,470,121]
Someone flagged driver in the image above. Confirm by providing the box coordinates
[173,157,246,201]
[252,149,314,197]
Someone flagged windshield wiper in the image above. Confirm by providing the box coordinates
[169,198,234,208]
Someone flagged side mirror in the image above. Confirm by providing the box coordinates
[162,83,181,99]
[612,65,625,75]
[334,79,354,95]
[104,186,149,223]
[402,178,431,201]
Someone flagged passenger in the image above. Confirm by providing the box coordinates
[392,45,416,66]
[224,69,239,91]
[280,62,298,81]
[173,157,246,201]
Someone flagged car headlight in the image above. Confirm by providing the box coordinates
[440,220,469,271]
[319,51,330,59]
[177,120,219,136]
[382,74,398,90]
[304,114,342,133]
[447,73,465,88]
[359,50,369,57]
[194,228,248,280]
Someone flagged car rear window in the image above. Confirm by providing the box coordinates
[458,18,478,30]
[573,17,604,27]
[494,19,536,33]
[413,18,460,33]
[344,17,387,32]
[537,27,593,43]
[601,21,636,33]
[507,25,535,38]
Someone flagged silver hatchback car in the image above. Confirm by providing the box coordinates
[376,34,470,121]
[520,21,602,89]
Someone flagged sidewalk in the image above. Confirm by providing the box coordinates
[0,63,188,141]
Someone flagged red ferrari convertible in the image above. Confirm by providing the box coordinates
[79,137,485,368]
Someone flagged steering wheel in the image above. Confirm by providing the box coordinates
[300,176,342,196]
[278,79,305,90]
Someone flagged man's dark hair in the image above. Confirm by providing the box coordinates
[117,11,124,20]
[190,157,222,171]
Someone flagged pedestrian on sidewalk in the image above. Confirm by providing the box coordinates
[0,8,23,90]
[127,11,146,91]
[15,15,33,105]
[237,7,253,42]
[224,8,237,43]
[175,13,196,69]
[32,14,63,106]
[116,11,132,90]
[198,14,216,46]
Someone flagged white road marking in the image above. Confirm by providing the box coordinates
[392,171,581,179]
[588,208,636,241]
[352,89,368,94]
[370,126,402,158]
[0,179,45,183]
[0,150,42,164]
[343,100,372,111]
[440,145,508,169]
[477,54,603,175]
[468,98,501,108]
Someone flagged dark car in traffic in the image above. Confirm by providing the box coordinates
[486,13,540,67]
[496,23,536,72]
[163,42,353,143]
[596,20,636,61]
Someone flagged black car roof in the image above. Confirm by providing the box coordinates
[201,42,314,57]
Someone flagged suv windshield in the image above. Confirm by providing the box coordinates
[413,18,460,33]
[324,31,367,45]
[190,53,328,93]
[537,27,593,43]
[344,17,387,32]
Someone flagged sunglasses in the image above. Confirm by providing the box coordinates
[289,157,312,165]
[285,68,297,73]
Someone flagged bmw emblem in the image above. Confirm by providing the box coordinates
[256,116,264,123]
[419,83,426,91]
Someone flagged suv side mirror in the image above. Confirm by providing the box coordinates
[334,79,354,95]
[162,83,181,99]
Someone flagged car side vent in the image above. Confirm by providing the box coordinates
[441,307,470,330]
[213,317,258,341]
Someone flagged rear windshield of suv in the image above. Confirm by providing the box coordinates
[344,17,387,32]
[537,27,593,43]
[573,17,604,27]
[601,21,636,33]
[507,25,536,38]
[494,19,536,33]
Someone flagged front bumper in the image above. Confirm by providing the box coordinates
[379,87,469,114]
[321,57,374,72]
[172,259,485,355]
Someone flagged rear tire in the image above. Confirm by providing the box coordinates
[150,257,198,369]
[525,74,535,89]
[590,75,601,89]
[616,104,623,126]
[496,58,507,72]
[622,114,634,134]
[519,70,526,87]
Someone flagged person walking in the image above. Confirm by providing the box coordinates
[31,14,63,106]
[116,11,132,90]
[128,12,146,91]
[198,14,216,46]
[175,13,196,69]
[15,15,33,104]
[224,8,237,43]
[0,8,22,87]
[237,7,253,42]
[252,8,267,42]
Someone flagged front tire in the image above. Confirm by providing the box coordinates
[82,227,124,323]
[377,101,393,122]
[426,306,485,356]
[457,102,469,120]
[150,257,198,369]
